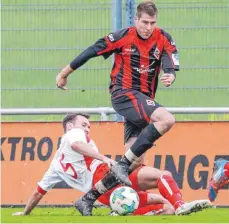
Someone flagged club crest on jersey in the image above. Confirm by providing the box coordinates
[153,48,160,60]
[146,100,155,106]
[124,48,136,53]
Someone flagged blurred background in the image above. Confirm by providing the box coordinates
[1,0,229,121]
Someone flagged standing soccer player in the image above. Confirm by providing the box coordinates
[56,1,178,185]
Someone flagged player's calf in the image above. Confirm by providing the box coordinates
[157,174,211,215]
[112,124,161,184]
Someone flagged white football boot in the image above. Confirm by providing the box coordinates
[175,199,211,215]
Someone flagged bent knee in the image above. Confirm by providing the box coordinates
[152,114,175,133]
[161,170,173,178]
[157,170,173,179]
[164,115,175,129]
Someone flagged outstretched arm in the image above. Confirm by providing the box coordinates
[12,189,43,216]
[56,28,129,90]
[56,46,98,90]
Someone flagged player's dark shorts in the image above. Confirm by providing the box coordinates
[111,87,162,143]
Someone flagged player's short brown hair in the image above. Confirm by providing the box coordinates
[62,113,90,133]
[136,1,158,18]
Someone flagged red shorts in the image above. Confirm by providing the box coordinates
[93,163,148,207]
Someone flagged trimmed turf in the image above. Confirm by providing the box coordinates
[1,207,229,223]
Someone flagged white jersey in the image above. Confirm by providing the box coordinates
[38,128,103,193]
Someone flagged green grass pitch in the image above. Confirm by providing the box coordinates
[1,207,229,223]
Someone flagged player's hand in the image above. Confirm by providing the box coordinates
[56,73,68,90]
[102,156,117,168]
[12,211,26,216]
[160,73,175,87]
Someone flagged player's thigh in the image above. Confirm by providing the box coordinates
[128,165,147,191]
[150,106,175,123]
[38,167,63,191]
[112,89,161,127]
[135,92,162,124]
[135,166,164,191]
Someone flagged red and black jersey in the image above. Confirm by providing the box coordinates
[92,26,179,99]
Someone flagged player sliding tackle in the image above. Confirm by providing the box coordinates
[12,113,210,217]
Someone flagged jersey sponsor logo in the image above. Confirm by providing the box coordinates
[133,61,155,74]
[172,53,179,66]
[108,33,115,42]
[153,47,160,60]
[146,99,155,106]
[124,48,136,53]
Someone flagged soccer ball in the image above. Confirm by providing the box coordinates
[109,186,139,215]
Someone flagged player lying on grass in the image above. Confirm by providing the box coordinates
[208,159,229,202]
[12,113,210,216]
